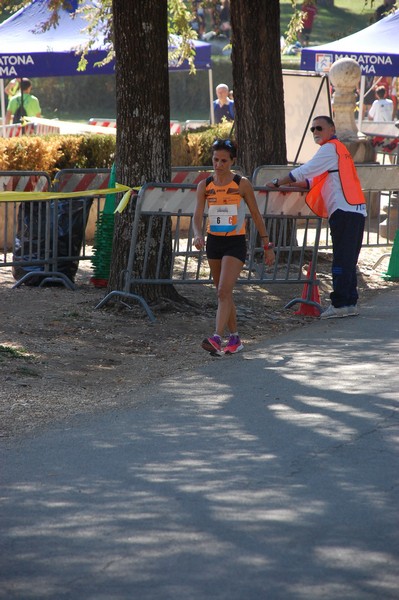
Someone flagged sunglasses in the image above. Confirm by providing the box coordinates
[310,126,324,132]
[212,139,235,149]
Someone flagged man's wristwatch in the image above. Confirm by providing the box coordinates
[271,178,279,187]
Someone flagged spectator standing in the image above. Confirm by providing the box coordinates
[266,116,367,319]
[299,0,318,47]
[213,83,234,124]
[5,78,41,124]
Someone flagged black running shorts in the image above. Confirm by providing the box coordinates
[206,234,247,263]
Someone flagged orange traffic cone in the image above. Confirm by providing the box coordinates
[294,262,321,317]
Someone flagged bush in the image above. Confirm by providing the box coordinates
[0,123,235,178]
[171,121,235,166]
[0,136,59,172]
[0,134,115,178]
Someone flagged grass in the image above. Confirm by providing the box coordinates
[0,344,30,361]
[280,0,376,46]
[280,1,377,70]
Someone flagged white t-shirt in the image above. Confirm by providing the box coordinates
[368,98,394,122]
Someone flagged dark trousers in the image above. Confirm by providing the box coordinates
[329,209,365,307]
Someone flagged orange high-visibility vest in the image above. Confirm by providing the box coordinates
[305,139,366,218]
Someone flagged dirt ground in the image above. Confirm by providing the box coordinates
[1,246,398,440]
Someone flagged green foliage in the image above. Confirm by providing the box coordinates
[0,344,30,360]
[280,0,376,46]
[0,135,57,172]
[171,122,234,166]
[0,134,115,178]
[0,127,238,174]
[78,135,116,168]
[168,0,199,73]
[284,1,306,46]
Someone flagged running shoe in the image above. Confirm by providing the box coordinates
[320,304,359,319]
[201,335,223,356]
[224,334,244,355]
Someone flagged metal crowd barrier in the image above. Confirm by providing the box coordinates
[2,164,399,301]
[0,169,112,289]
[0,170,54,282]
[96,183,322,321]
[1,168,245,293]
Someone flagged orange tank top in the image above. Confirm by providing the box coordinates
[206,174,246,236]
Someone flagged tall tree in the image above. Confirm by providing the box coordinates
[109,0,177,302]
[97,0,199,302]
[230,0,287,175]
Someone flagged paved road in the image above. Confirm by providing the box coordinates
[1,290,399,600]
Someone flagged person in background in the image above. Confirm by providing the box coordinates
[375,75,398,117]
[219,0,231,40]
[213,83,234,123]
[5,78,41,124]
[299,0,318,47]
[191,1,205,39]
[374,0,396,21]
[266,115,367,320]
[193,139,275,356]
[368,86,399,162]
[368,85,395,121]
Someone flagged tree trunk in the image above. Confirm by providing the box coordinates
[230,0,294,255]
[109,0,179,303]
[230,0,287,175]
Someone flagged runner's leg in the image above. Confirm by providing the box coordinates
[209,255,243,336]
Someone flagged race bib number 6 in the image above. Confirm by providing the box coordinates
[209,205,237,233]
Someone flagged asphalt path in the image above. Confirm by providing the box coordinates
[1,289,399,600]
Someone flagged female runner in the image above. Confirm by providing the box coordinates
[193,139,275,356]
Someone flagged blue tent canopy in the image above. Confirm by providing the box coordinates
[0,0,212,79]
[301,9,399,77]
